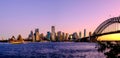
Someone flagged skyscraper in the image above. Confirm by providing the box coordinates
[46,31,51,41]
[51,26,55,33]
[79,31,82,39]
[62,32,65,41]
[57,31,62,41]
[35,28,39,33]
[40,33,44,41]
[65,33,69,41]
[51,26,56,41]
[35,28,40,41]
[89,32,92,41]
[28,30,35,42]
[84,29,86,37]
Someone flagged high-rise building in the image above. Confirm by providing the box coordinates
[51,26,55,33]
[89,32,92,41]
[79,31,82,39]
[31,31,35,42]
[51,26,56,41]
[28,30,35,42]
[40,33,44,40]
[65,33,69,41]
[35,28,39,33]
[57,31,62,41]
[62,32,65,41]
[35,28,40,41]
[84,29,86,37]
[89,32,92,36]
[46,31,51,41]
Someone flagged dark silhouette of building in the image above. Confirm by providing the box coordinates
[51,26,56,41]
[46,31,51,41]
[84,29,86,37]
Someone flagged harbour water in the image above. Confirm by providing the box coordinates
[0,42,105,58]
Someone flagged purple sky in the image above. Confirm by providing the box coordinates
[0,0,120,39]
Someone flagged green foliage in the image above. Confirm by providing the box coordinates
[97,41,120,58]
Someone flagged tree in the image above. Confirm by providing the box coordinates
[97,41,120,58]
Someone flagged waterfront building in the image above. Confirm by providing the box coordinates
[68,34,72,41]
[28,30,35,42]
[72,33,75,40]
[72,32,79,41]
[84,29,86,37]
[89,32,92,41]
[34,28,40,41]
[79,31,82,39]
[57,31,62,41]
[51,26,56,41]
[89,32,92,36]
[17,34,23,41]
[62,32,65,41]
[65,33,69,41]
[35,28,39,33]
[76,33,79,39]
[9,36,16,41]
[12,36,16,39]
[40,33,44,41]
[46,31,51,41]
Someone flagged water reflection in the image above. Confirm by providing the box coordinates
[0,42,105,58]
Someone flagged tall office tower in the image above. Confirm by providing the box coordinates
[89,32,92,41]
[35,28,40,41]
[57,31,62,41]
[89,32,92,36]
[46,31,51,41]
[62,32,65,41]
[72,33,75,40]
[35,28,39,33]
[75,32,79,39]
[51,26,56,41]
[65,33,69,41]
[79,32,82,39]
[40,33,44,40]
[84,29,86,37]
[28,30,35,42]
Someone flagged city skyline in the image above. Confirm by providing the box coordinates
[9,26,88,42]
[0,0,120,39]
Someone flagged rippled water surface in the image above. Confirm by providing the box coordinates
[0,42,105,58]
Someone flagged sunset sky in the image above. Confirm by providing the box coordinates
[0,0,120,39]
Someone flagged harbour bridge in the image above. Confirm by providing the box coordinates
[78,16,120,42]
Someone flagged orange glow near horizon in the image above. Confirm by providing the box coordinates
[97,33,120,41]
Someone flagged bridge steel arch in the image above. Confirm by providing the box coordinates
[93,16,120,35]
